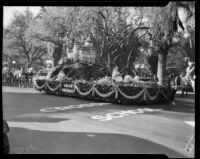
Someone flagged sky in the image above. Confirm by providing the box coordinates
[3,6,41,27]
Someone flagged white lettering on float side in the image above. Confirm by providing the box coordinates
[64,84,74,88]
[61,88,75,93]
[40,103,110,112]
[91,108,163,121]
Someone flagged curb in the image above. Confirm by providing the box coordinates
[2,86,39,94]
[175,97,195,105]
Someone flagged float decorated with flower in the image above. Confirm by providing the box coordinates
[34,32,175,104]
[34,63,174,105]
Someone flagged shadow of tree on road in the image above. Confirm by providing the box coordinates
[8,127,189,157]
[8,116,69,123]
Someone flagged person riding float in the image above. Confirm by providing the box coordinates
[111,66,123,83]
[123,70,135,83]
[133,72,140,81]
[54,69,66,81]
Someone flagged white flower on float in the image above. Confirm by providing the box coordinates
[149,41,153,47]
[140,48,144,52]
[141,64,145,69]
[135,64,139,69]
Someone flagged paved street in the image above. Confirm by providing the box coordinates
[3,86,195,157]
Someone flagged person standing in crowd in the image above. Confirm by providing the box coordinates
[185,62,195,81]
[192,74,195,92]
[166,74,172,88]
[184,57,195,90]
[185,61,195,92]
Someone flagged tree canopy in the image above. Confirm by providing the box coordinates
[3,8,47,67]
[3,3,195,80]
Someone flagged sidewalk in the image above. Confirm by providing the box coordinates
[172,91,195,111]
[175,91,195,105]
[2,86,40,94]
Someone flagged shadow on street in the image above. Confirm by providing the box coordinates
[8,127,187,157]
[3,91,195,115]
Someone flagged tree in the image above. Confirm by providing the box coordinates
[138,2,195,85]
[27,7,82,67]
[148,53,158,75]
[3,8,47,67]
[76,7,151,73]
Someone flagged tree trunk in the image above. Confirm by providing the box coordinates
[126,48,135,70]
[157,53,167,86]
[53,44,63,67]
[26,54,31,66]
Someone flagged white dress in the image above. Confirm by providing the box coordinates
[46,69,54,80]
[112,70,123,82]
[55,72,65,81]
[133,75,140,81]
[124,75,134,83]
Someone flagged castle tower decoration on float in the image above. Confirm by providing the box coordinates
[73,41,80,62]
[68,33,96,64]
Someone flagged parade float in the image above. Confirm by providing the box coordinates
[34,35,174,105]
[34,76,173,105]
[34,64,174,105]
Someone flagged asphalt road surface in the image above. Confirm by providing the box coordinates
[3,86,195,157]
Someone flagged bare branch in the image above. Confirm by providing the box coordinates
[34,34,59,45]
[113,53,122,64]
[27,43,33,53]
[32,51,46,62]
[126,47,134,67]
[118,27,149,46]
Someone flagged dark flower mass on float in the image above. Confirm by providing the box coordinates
[35,75,173,105]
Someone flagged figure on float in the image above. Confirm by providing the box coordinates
[112,66,123,83]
